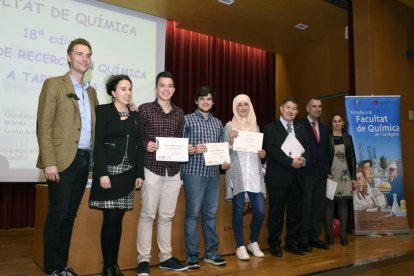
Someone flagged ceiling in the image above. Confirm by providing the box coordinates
[100,0,348,53]
[400,0,414,9]
[100,0,414,54]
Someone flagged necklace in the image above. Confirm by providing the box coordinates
[118,111,130,117]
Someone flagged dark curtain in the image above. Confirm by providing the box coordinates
[165,21,276,129]
[0,21,276,229]
[0,184,35,229]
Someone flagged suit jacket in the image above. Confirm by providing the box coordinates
[328,132,356,180]
[36,73,98,172]
[298,117,330,176]
[263,120,310,187]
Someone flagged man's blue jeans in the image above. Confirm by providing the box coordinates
[182,173,220,258]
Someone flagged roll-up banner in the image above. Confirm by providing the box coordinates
[345,96,410,235]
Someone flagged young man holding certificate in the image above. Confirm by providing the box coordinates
[263,96,310,257]
[136,71,190,275]
[181,86,230,269]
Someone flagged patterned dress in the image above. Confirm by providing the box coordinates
[331,136,353,197]
[89,155,135,209]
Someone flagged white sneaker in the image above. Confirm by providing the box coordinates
[236,245,250,260]
[247,242,264,257]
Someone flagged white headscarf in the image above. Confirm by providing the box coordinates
[227,94,257,131]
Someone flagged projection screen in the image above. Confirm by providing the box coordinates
[0,0,166,182]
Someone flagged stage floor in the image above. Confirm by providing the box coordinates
[1,228,414,276]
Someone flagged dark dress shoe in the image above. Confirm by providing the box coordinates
[298,243,312,253]
[326,234,334,246]
[270,246,283,257]
[285,244,304,255]
[102,267,116,276]
[310,240,329,249]
[340,237,348,246]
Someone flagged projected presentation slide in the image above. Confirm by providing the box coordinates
[0,0,166,182]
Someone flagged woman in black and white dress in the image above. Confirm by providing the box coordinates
[89,75,144,276]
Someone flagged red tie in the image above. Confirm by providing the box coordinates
[311,121,319,143]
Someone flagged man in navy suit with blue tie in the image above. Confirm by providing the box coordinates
[263,97,310,257]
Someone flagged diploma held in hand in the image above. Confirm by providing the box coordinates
[156,137,189,162]
[281,133,305,158]
[233,130,263,153]
[203,142,230,166]
[326,179,338,200]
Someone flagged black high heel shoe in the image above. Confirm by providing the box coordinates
[113,264,124,276]
[340,236,348,246]
[326,234,334,246]
[102,267,116,276]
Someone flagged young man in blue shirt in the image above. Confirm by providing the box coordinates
[181,86,230,269]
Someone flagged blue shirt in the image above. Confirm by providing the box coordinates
[70,74,92,150]
[181,110,224,177]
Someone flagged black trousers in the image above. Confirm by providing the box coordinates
[43,151,89,274]
[267,177,303,248]
[300,167,327,244]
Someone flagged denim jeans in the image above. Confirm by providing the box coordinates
[232,192,264,247]
[43,151,89,274]
[182,173,220,258]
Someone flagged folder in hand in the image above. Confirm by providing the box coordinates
[281,133,305,158]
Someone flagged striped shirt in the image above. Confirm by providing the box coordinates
[181,110,224,177]
[138,100,184,176]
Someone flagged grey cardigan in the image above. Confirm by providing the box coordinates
[224,124,266,201]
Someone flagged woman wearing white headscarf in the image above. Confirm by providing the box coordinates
[224,94,266,260]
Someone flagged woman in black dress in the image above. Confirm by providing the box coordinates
[89,75,144,276]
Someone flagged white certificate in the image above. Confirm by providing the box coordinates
[233,130,263,153]
[281,133,305,158]
[203,142,230,166]
[326,179,338,200]
[156,137,189,162]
